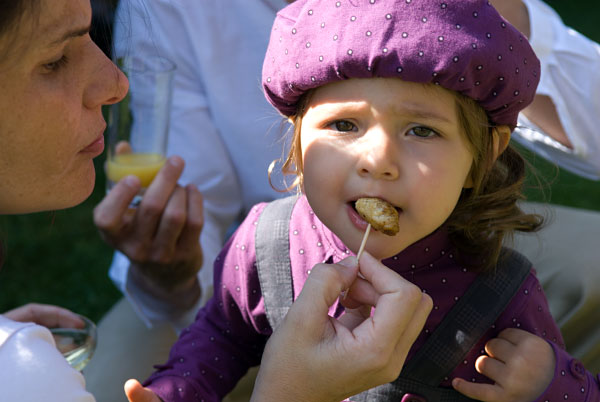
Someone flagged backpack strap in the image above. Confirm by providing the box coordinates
[255,195,298,331]
[350,248,532,401]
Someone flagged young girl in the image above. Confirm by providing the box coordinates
[130,0,599,401]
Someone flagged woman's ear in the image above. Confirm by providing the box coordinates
[492,125,512,161]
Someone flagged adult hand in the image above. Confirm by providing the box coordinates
[94,156,204,308]
[251,252,433,402]
[3,303,84,329]
[452,328,555,402]
[124,379,162,402]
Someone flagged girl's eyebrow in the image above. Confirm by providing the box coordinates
[397,104,454,124]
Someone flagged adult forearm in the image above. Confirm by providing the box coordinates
[490,0,530,38]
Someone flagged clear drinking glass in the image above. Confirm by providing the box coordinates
[106,55,176,205]
[50,315,97,371]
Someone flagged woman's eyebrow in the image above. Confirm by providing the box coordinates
[47,24,91,46]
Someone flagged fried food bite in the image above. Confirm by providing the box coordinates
[355,197,399,236]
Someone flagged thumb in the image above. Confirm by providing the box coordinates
[288,257,359,327]
[124,379,161,402]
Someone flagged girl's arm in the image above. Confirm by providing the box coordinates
[453,272,600,401]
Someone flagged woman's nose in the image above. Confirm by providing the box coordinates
[84,44,129,108]
[356,129,400,180]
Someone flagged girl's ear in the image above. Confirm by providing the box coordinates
[492,125,511,161]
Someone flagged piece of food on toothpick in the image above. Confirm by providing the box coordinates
[355,197,399,236]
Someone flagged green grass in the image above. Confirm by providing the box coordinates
[1,1,599,323]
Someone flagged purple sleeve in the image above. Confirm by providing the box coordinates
[533,342,600,402]
[143,204,272,402]
[495,270,565,349]
[497,270,600,401]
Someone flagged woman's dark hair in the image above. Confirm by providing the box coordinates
[0,0,37,60]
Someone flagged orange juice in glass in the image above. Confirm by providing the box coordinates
[106,55,176,203]
[106,152,166,188]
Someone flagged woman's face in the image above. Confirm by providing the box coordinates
[0,0,128,214]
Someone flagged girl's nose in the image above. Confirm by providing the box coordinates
[84,44,129,109]
[356,129,400,180]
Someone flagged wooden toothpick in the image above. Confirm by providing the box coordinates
[342,224,371,300]
[356,224,371,261]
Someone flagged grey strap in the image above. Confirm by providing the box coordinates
[402,248,532,385]
[255,195,298,330]
[351,376,474,402]
[351,248,532,401]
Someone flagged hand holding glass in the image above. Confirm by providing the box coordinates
[50,314,97,372]
[106,55,176,203]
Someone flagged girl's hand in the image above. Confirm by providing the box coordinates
[124,379,162,402]
[452,328,555,402]
[3,303,84,329]
[251,251,433,402]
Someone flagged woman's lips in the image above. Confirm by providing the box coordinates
[80,135,105,156]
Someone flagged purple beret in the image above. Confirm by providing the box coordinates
[262,0,540,126]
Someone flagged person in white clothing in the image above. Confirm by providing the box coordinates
[88,0,600,400]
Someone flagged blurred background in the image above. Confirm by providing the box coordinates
[0,0,599,324]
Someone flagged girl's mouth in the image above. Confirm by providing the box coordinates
[348,199,402,236]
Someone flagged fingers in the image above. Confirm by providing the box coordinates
[355,252,432,347]
[3,303,84,329]
[289,257,359,333]
[484,337,514,363]
[152,186,187,261]
[115,141,133,155]
[475,355,505,382]
[175,185,204,252]
[496,327,529,345]
[452,377,502,401]
[134,156,185,236]
[124,379,161,402]
[392,291,432,350]
[94,175,141,235]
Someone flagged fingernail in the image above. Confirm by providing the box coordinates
[338,256,358,268]
[168,155,184,168]
[123,175,140,188]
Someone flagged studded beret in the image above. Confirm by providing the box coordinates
[262,0,540,126]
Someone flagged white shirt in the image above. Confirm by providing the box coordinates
[109,0,600,328]
[513,0,600,180]
[0,316,95,401]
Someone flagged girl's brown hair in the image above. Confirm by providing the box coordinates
[273,87,543,272]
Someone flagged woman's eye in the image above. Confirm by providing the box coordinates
[329,120,357,132]
[408,126,437,138]
[43,55,69,72]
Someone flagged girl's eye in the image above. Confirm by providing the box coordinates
[43,55,69,72]
[408,126,437,138]
[328,120,357,132]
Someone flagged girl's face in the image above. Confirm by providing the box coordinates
[0,0,128,214]
[301,78,474,260]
